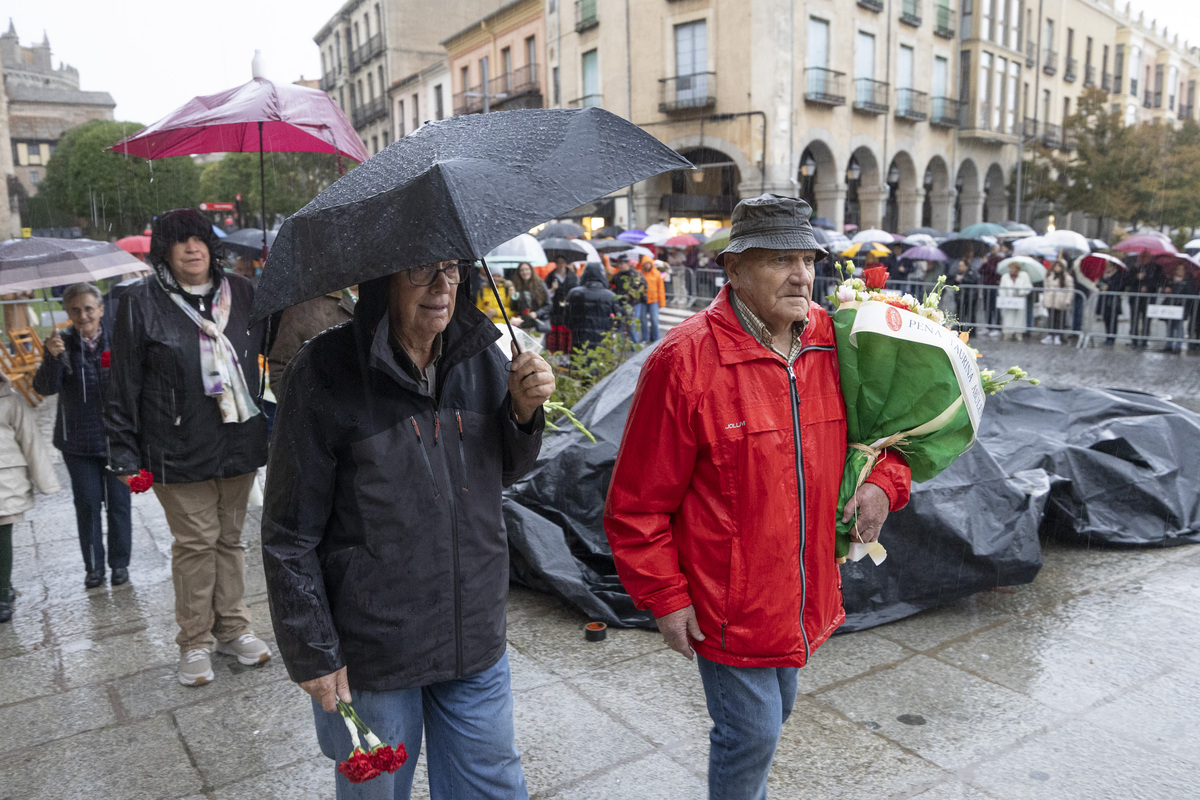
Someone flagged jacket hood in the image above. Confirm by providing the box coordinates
[581,262,607,285]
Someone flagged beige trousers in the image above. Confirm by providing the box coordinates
[154,472,255,652]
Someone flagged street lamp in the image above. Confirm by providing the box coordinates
[800,153,817,177]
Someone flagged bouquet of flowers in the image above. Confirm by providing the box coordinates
[830,264,1036,564]
[335,699,407,783]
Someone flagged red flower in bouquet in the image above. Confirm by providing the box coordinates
[368,742,408,773]
[863,266,890,289]
[100,350,111,368]
[128,469,154,494]
[337,748,382,783]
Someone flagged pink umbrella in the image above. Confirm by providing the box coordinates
[108,77,368,258]
[1111,235,1177,256]
[663,234,701,248]
[115,235,151,256]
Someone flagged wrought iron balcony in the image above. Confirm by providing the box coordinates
[453,87,485,115]
[934,5,955,38]
[1041,122,1063,149]
[1043,48,1058,76]
[1064,57,1078,82]
[320,71,337,92]
[488,63,541,108]
[569,94,603,108]
[351,95,388,128]
[805,67,846,106]
[858,0,884,11]
[853,78,890,115]
[349,34,384,73]
[931,96,961,127]
[901,0,922,26]
[1084,65,1096,87]
[895,88,929,121]
[1023,118,1038,140]
[658,72,717,113]
[575,0,597,33]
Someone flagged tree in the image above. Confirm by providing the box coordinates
[198,151,346,227]
[1151,120,1200,230]
[1052,87,1143,234]
[37,120,199,238]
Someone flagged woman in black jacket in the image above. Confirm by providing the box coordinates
[566,261,619,351]
[105,208,271,687]
[33,284,131,590]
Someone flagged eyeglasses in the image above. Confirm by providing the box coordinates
[406,260,470,286]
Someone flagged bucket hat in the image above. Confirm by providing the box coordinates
[716,194,828,266]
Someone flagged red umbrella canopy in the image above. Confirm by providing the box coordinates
[1111,235,1177,256]
[115,235,151,255]
[107,78,368,163]
[663,234,701,247]
[1078,253,1125,281]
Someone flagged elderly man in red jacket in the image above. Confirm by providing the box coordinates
[604,194,911,800]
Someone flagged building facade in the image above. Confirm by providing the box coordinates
[1,23,115,200]
[444,0,547,118]
[314,0,508,157]
[524,0,1199,234]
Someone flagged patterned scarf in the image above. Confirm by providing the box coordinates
[154,264,260,424]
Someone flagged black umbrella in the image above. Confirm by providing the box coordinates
[591,238,635,253]
[593,225,625,239]
[223,228,277,258]
[536,221,587,240]
[253,108,691,332]
[940,236,993,258]
[538,237,589,262]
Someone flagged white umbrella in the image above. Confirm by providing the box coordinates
[852,228,895,244]
[485,233,547,264]
[999,255,1046,283]
[902,233,936,247]
[0,237,150,293]
[1013,236,1056,258]
[1043,229,1090,253]
[573,239,600,264]
[1184,238,1200,252]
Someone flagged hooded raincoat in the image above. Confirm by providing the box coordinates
[261,276,544,690]
[604,286,910,668]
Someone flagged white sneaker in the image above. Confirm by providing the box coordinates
[1053,335,1062,344]
[215,632,272,666]
[987,329,1000,338]
[179,648,214,686]
[1041,334,1053,344]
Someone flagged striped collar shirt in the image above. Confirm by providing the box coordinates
[728,288,808,363]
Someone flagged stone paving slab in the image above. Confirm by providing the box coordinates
[2,387,1199,798]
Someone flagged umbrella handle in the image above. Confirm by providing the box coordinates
[481,258,521,356]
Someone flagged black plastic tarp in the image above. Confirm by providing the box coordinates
[979,386,1200,548]
[504,352,1198,631]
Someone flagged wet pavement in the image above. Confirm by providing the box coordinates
[2,339,1198,800]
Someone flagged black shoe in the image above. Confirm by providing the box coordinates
[0,587,13,623]
[84,569,105,589]
[111,568,129,586]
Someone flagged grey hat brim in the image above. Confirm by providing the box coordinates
[716,231,829,266]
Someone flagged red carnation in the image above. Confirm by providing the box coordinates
[368,742,408,773]
[100,350,111,368]
[337,748,382,783]
[863,266,890,289]
[128,469,155,494]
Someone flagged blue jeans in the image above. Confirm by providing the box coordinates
[62,453,132,573]
[697,654,799,800]
[312,653,528,800]
[638,302,660,343]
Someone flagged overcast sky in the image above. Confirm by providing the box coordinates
[10,0,1200,127]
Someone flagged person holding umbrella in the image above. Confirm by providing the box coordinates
[106,208,271,687]
[32,284,132,590]
[261,260,554,798]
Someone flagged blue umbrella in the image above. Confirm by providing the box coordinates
[812,217,836,230]
[212,225,227,238]
[617,229,649,243]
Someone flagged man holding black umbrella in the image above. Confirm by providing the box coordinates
[262,261,554,798]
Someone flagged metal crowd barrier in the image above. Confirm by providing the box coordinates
[655,268,1200,354]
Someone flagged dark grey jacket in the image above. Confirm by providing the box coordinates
[261,278,544,690]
